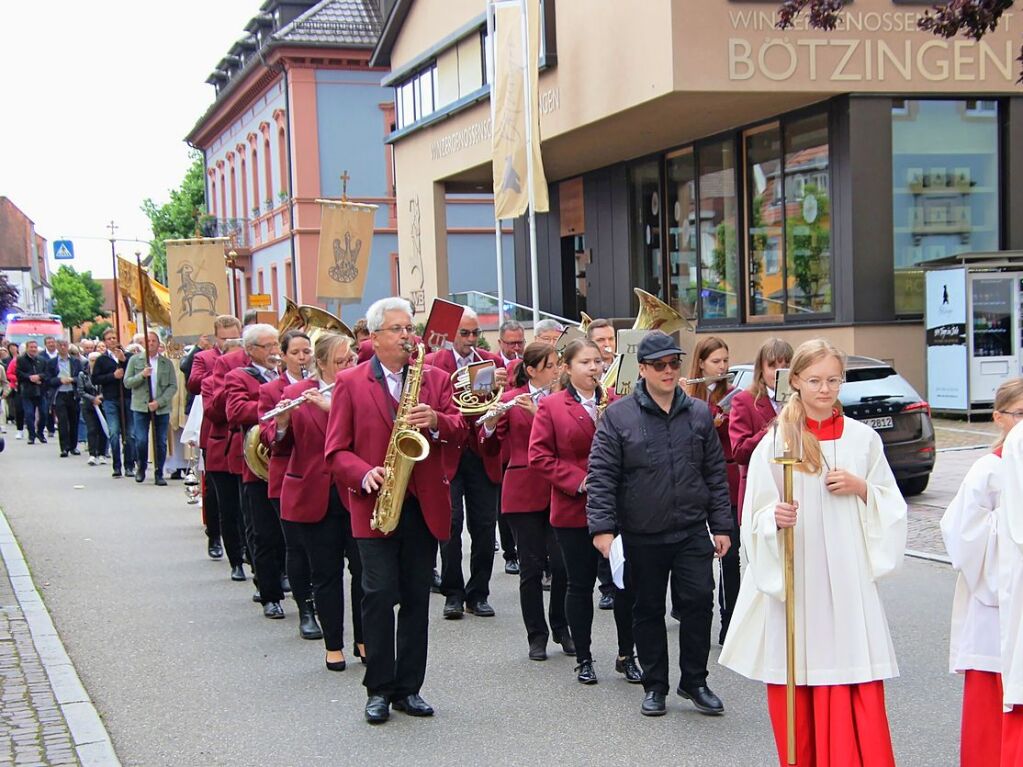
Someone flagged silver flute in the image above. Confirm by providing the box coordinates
[683,372,735,385]
[476,386,549,425]
[260,384,335,422]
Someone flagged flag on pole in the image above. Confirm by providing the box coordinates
[165,239,231,342]
[117,256,172,328]
[492,0,548,220]
[316,201,378,301]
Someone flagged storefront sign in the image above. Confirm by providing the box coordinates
[925,268,968,410]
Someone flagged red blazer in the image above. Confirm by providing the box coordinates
[224,363,269,484]
[204,350,249,475]
[189,347,221,448]
[257,375,295,499]
[277,379,335,524]
[528,387,613,529]
[425,347,505,483]
[485,385,550,513]
[728,388,778,520]
[325,357,468,541]
[707,387,740,506]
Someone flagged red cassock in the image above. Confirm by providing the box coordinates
[710,387,740,506]
[528,388,614,529]
[189,347,221,450]
[728,388,777,521]
[484,385,550,514]
[324,359,468,541]
[275,379,334,524]
[1003,703,1023,767]
[204,350,250,476]
[424,347,506,484]
[258,376,295,501]
[956,670,1003,767]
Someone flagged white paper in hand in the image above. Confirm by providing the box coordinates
[610,535,626,589]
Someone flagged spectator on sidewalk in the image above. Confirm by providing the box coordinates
[78,352,108,465]
[124,330,177,485]
[15,341,48,445]
[46,339,84,457]
[91,329,135,478]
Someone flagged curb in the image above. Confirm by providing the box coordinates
[0,508,121,767]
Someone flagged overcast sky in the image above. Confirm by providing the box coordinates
[0,0,258,279]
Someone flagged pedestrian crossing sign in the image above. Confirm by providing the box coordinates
[53,240,74,260]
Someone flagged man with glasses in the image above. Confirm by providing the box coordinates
[425,308,508,619]
[497,320,525,366]
[494,320,526,575]
[586,330,732,717]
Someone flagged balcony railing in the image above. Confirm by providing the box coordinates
[201,217,250,248]
[448,291,575,330]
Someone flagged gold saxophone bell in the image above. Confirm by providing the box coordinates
[601,288,691,392]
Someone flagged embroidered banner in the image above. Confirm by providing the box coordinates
[165,239,230,342]
[316,201,378,300]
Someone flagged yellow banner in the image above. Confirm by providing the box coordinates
[117,256,172,328]
[316,201,377,300]
[165,240,231,341]
[492,0,548,220]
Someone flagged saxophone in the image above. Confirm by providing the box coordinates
[371,342,431,534]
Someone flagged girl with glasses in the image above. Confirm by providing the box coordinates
[528,339,639,686]
[720,338,907,767]
[941,377,1023,766]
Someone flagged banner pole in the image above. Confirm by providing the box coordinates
[519,0,540,327]
[487,1,505,328]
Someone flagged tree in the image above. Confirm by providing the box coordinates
[777,1,1021,81]
[0,273,19,317]
[141,150,207,285]
[78,270,106,317]
[85,321,112,340]
[51,266,96,330]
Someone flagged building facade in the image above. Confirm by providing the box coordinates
[374,0,1023,391]
[0,197,51,316]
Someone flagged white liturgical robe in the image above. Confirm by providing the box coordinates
[719,418,907,686]
[998,423,1023,710]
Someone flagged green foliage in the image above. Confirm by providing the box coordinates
[78,270,106,317]
[51,266,96,330]
[141,150,207,285]
[0,273,19,316]
[85,321,112,339]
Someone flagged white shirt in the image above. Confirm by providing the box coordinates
[253,363,277,383]
[385,370,403,401]
[456,353,474,369]
[149,355,159,399]
[579,393,598,422]
[765,387,782,414]
[285,371,301,385]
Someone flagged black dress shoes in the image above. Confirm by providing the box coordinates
[641,691,667,717]
[677,684,724,715]
[134,469,145,483]
[504,559,520,575]
[365,696,390,724]
[442,596,463,619]
[263,601,285,619]
[111,470,122,478]
[252,591,262,603]
[575,659,597,685]
[670,605,682,622]
[615,655,643,684]
[528,636,547,661]
[554,633,576,656]
[431,569,442,594]
[230,565,247,581]
[70,448,80,456]
[59,451,68,458]
[280,575,291,593]
[154,476,167,486]
[466,600,495,617]
[299,601,323,640]
[207,541,223,560]
[598,593,615,610]
[391,694,434,717]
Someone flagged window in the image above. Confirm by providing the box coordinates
[394,63,438,130]
[251,148,260,214]
[229,165,237,219]
[263,135,273,208]
[891,99,999,315]
[270,264,279,311]
[210,178,218,217]
[665,149,698,318]
[697,139,740,321]
[277,127,288,198]
[628,159,664,303]
[745,124,784,318]
[240,156,249,220]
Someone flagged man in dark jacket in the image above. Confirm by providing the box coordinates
[91,328,135,477]
[46,339,85,457]
[15,341,48,444]
[586,330,732,718]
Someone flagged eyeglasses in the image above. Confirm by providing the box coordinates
[251,341,281,351]
[458,328,481,337]
[641,357,682,372]
[381,325,415,336]
[801,376,845,392]
[502,339,524,347]
[998,410,1023,420]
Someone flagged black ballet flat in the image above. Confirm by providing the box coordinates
[326,654,347,672]
[354,644,367,665]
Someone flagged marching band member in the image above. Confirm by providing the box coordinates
[258,330,321,641]
[1000,415,1023,764]
[495,320,527,574]
[275,333,361,671]
[533,318,565,347]
[684,337,739,642]
[425,307,507,620]
[941,378,1023,766]
[325,297,467,724]
[720,339,906,767]
[528,338,639,686]
[224,324,287,618]
[585,318,617,611]
[481,341,572,661]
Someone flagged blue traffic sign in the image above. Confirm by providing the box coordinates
[53,240,74,260]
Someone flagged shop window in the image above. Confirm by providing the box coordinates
[628,159,664,303]
[697,139,740,321]
[891,99,999,315]
[665,149,698,319]
[745,124,784,318]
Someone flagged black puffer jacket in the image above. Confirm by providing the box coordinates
[586,379,732,545]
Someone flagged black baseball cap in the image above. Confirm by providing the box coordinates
[637,330,684,362]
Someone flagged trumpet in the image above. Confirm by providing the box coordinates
[682,372,735,386]
[475,386,550,425]
[259,384,335,422]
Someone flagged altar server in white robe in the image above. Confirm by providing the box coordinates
[720,338,907,767]
[998,413,1023,766]
[942,379,1023,767]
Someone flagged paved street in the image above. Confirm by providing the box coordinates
[0,431,969,767]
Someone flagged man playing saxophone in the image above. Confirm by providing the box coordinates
[325,297,467,725]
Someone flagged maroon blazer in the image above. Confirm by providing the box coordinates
[205,350,250,476]
[528,387,614,529]
[257,375,295,499]
[224,364,270,484]
[190,347,221,449]
[278,379,335,524]
[485,385,550,513]
[728,388,778,521]
[325,357,468,541]
[707,387,740,506]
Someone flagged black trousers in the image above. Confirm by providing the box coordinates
[554,526,635,663]
[357,497,437,699]
[43,388,55,434]
[496,485,517,562]
[625,533,715,695]
[81,403,107,457]
[287,488,363,652]
[9,391,24,430]
[441,450,498,604]
[53,391,79,453]
[207,471,244,568]
[506,511,567,643]
[272,499,312,606]
[243,481,286,604]
[597,557,614,597]
[718,504,741,639]
[202,454,221,545]
[237,474,256,567]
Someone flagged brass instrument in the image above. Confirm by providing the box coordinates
[260,383,336,422]
[595,376,610,421]
[475,385,549,426]
[450,349,504,415]
[579,311,594,334]
[243,423,270,482]
[602,288,691,392]
[372,342,430,534]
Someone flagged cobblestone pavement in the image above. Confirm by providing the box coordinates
[0,556,79,767]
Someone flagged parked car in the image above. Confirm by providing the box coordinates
[728,355,935,496]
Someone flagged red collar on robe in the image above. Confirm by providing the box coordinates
[806,409,844,441]
[995,446,1003,458]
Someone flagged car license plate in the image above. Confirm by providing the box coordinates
[863,416,894,431]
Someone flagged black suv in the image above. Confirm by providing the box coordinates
[729,356,935,496]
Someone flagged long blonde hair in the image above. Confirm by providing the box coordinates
[994,377,1023,450]
[779,338,847,474]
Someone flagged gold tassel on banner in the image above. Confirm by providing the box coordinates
[315,185,378,301]
[165,238,232,342]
